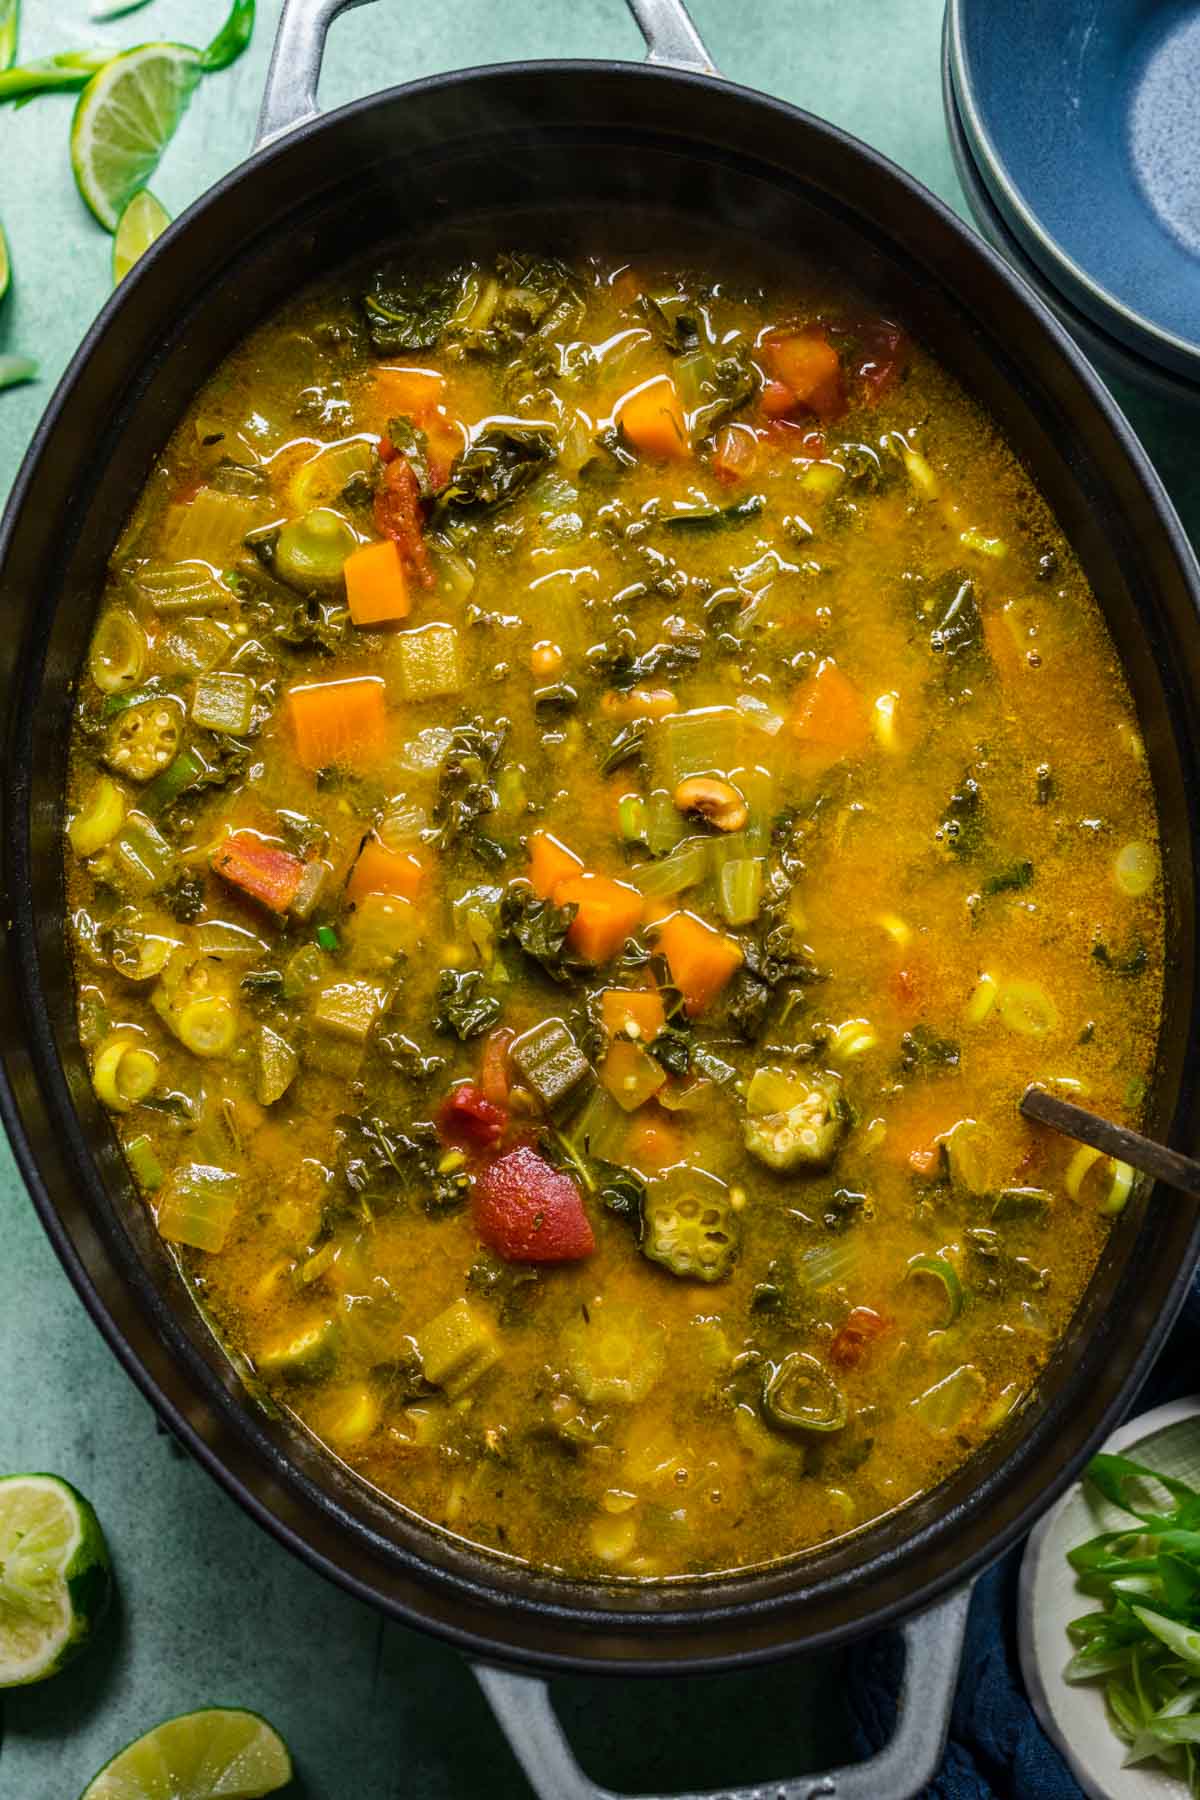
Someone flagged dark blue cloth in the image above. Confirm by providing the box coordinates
[846,1281,1200,1797]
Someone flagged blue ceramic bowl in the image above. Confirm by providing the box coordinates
[941,31,1200,411]
[946,0,1200,383]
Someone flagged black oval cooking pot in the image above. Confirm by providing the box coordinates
[4,0,1200,1788]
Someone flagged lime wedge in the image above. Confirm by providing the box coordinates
[70,42,201,232]
[113,188,170,283]
[0,1473,112,1686]
[81,1709,293,1800]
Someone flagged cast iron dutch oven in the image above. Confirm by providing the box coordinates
[4,2,1200,1793]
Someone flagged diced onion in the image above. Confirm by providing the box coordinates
[997,978,1058,1037]
[1114,839,1156,898]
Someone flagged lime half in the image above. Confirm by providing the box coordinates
[113,188,170,284]
[0,1473,112,1686]
[82,1709,293,1800]
[71,43,201,232]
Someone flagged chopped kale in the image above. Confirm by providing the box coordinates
[385,415,437,498]
[433,968,503,1041]
[938,774,984,858]
[984,859,1033,896]
[598,1167,647,1229]
[636,293,702,353]
[240,969,285,999]
[362,264,463,353]
[160,869,205,923]
[689,348,758,439]
[432,425,556,524]
[662,494,765,534]
[588,636,703,692]
[1093,937,1149,978]
[336,1112,470,1214]
[599,718,649,776]
[466,1253,542,1324]
[450,254,585,359]
[375,1031,447,1082]
[925,571,983,661]
[431,719,508,861]
[500,885,579,983]
[272,598,350,656]
[899,1025,961,1076]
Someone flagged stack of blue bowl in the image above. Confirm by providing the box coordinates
[943,0,1200,411]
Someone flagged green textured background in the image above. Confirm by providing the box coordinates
[1,4,1195,1795]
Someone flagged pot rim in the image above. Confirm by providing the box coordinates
[4,55,1200,1675]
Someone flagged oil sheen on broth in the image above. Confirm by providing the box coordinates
[63,243,1163,1579]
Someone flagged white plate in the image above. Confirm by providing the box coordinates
[1020,1394,1200,1800]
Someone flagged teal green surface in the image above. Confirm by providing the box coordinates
[0,3,1195,1796]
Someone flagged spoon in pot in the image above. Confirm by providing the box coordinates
[1020,1084,1200,1200]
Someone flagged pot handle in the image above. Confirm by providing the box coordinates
[256,0,715,150]
[472,1584,973,1800]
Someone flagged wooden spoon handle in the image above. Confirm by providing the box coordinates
[1020,1085,1200,1200]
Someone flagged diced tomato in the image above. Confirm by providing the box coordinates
[850,316,909,402]
[473,1147,595,1263]
[438,1082,508,1150]
[374,456,434,588]
[480,1027,515,1107]
[210,831,304,914]
[761,327,845,421]
[711,423,759,485]
[628,1114,682,1169]
[759,380,799,419]
[830,1306,889,1368]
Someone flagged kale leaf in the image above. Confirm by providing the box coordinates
[432,425,556,524]
[689,348,758,439]
[449,254,585,359]
[898,1025,961,1076]
[938,774,984,858]
[1093,936,1149,978]
[432,719,508,863]
[588,636,703,692]
[385,415,437,499]
[273,598,350,656]
[636,293,702,353]
[984,859,1033,896]
[433,968,503,1040]
[160,868,206,923]
[925,570,983,661]
[500,885,579,983]
[337,1112,469,1215]
[662,494,765,534]
[362,265,463,353]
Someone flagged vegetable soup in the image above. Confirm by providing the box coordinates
[64,242,1163,1578]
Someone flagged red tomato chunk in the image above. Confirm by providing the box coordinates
[829,1306,889,1368]
[438,1083,507,1149]
[473,1147,595,1263]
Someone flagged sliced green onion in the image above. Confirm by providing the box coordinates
[997,978,1059,1037]
[125,1133,164,1190]
[964,970,999,1024]
[912,1363,985,1432]
[904,1252,963,1326]
[1065,1144,1137,1214]
[644,787,685,856]
[315,924,340,953]
[618,794,648,845]
[828,1017,878,1061]
[1114,840,1156,899]
[959,527,1006,559]
[796,1240,859,1292]
[631,836,710,900]
[717,856,763,927]
[142,747,207,816]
